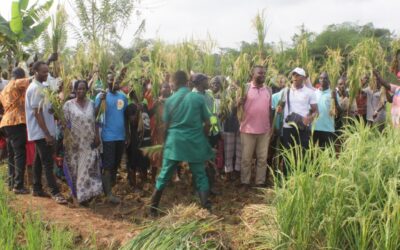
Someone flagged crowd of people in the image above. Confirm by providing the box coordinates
[0,55,399,214]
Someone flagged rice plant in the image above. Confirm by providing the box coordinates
[265,121,400,250]
[0,172,75,249]
[121,204,229,250]
[233,53,252,121]
[390,38,400,75]
[252,10,267,64]
[323,48,343,116]
[348,38,387,96]
[199,34,218,77]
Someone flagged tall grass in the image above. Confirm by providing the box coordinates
[0,172,75,249]
[269,121,400,249]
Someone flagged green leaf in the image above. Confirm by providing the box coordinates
[19,0,29,11]
[10,1,23,34]
[22,0,53,28]
[20,17,50,44]
[0,15,16,39]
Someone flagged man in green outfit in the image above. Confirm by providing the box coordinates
[150,71,214,216]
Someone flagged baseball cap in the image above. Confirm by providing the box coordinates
[291,67,306,77]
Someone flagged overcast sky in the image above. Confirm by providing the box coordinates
[1,0,399,49]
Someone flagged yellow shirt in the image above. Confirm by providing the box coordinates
[0,78,30,128]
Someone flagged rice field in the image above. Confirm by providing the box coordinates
[0,170,78,250]
[118,122,399,250]
[1,2,400,249]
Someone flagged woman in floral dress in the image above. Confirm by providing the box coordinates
[63,80,103,204]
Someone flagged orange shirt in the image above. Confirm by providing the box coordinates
[0,78,30,128]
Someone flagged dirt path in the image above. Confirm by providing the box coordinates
[10,195,137,249]
[9,169,272,249]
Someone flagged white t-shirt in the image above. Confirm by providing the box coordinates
[25,80,56,141]
[283,85,317,128]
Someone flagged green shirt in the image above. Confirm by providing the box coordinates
[163,87,214,162]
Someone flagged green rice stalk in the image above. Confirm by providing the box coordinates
[270,122,400,249]
[323,48,343,116]
[390,38,400,75]
[199,34,217,76]
[233,53,252,121]
[296,38,310,68]
[140,144,163,160]
[252,9,267,63]
[121,204,229,250]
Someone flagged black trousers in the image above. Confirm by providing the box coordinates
[33,139,60,195]
[282,127,310,150]
[4,124,27,189]
[313,131,336,149]
[281,127,311,176]
[102,141,125,185]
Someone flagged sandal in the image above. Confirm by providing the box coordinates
[52,193,68,204]
[13,188,30,195]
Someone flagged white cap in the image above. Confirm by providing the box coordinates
[291,67,306,77]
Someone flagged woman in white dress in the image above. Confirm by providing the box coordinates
[63,80,102,205]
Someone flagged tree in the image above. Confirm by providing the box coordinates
[0,0,53,65]
[72,0,139,46]
[309,22,393,62]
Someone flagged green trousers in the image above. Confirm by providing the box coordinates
[155,158,209,192]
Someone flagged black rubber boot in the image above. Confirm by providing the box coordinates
[102,170,121,204]
[206,166,221,196]
[127,169,136,188]
[198,191,212,211]
[150,189,163,217]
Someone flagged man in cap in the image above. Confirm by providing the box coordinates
[280,67,318,175]
[149,71,214,216]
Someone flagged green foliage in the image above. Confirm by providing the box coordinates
[270,122,400,249]
[347,38,387,103]
[0,0,53,61]
[310,22,392,62]
[322,48,343,87]
[0,173,75,249]
[73,0,137,45]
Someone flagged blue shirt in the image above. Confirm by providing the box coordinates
[314,89,337,133]
[95,91,128,141]
[272,89,284,130]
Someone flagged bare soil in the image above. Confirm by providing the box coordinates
[9,167,274,249]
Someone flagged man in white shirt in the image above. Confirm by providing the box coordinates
[281,67,318,175]
[25,61,67,204]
